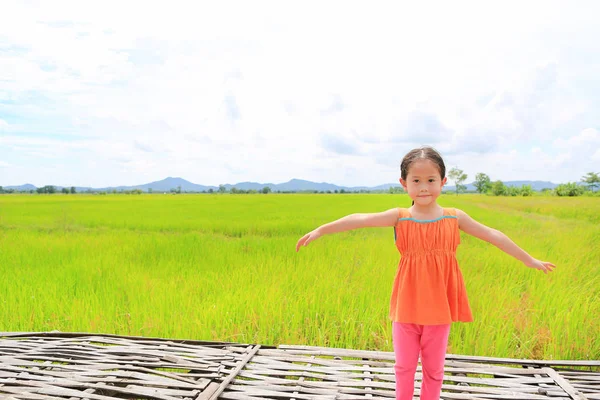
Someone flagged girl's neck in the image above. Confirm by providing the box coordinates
[409,203,444,218]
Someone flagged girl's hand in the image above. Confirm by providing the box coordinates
[526,259,556,274]
[296,230,322,252]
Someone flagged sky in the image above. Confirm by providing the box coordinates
[1,0,599,188]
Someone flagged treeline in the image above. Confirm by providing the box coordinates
[0,186,76,194]
[0,186,144,195]
[1,172,598,196]
[445,170,600,197]
[0,185,373,195]
[0,185,77,194]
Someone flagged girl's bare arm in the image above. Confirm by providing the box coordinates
[456,209,556,274]
[296,208,398,252]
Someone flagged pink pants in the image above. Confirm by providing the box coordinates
[392,322,451,400]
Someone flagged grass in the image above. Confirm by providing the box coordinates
[0,193,598,360]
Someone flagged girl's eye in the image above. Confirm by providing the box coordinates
[429,179,435,182]
[413,180,419,183]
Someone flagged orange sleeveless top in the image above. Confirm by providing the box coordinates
[389,207,473,325]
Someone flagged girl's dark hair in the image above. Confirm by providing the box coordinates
[400,146,446,180]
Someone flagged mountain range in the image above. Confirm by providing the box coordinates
[3,177,559,193]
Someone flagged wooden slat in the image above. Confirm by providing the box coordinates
[207,344,261,400]
[1,333,599,400]
[544,367,591,400]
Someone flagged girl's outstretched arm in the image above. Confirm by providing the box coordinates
[295,208,398,252]
[456,209,556,274]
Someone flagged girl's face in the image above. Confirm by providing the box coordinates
[399,159,447,206]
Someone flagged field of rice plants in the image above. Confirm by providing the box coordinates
[0,193,598,360]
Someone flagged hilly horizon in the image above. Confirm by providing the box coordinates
[3,177,560,193]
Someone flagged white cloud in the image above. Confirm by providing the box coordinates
[0,119,9,138]
[554,128,599,148]
[1,0,599,187]
[548,128,600,177]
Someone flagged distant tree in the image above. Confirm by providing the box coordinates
[491,180,507,196]
[70,186,76,194]
[231,187,238,194]
[208,188,214,194]
[340,189,346,194]
[474,173,492,194]
[0,186,3,194]
[61,188,69,194]
[177,185,181,194]
[262,186,271,194]
[520,184,533,196]
[581,172,600,192]
[506,185,521,196]
[334,189,339,194]
[37,185,56,194]
[448,167,467,195]
[148,188,153,194]
[555,182,585,197]
[218,184,226,193]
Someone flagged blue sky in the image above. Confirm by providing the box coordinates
[1,0,599,187]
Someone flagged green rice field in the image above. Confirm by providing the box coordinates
[0,193,598,361]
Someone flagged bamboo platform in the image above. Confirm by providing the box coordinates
[0,332,598,400]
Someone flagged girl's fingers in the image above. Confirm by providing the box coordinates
[539,261,556,273]
[296,234,310,252]
[296,231,320,252]
[544,262,556,272]
[536,264,546,274]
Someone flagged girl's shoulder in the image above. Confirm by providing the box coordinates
[448,208,472,226]
[444,207,459,217]
[396,207,410,219]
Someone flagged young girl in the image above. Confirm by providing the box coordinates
[295,146,555,400]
